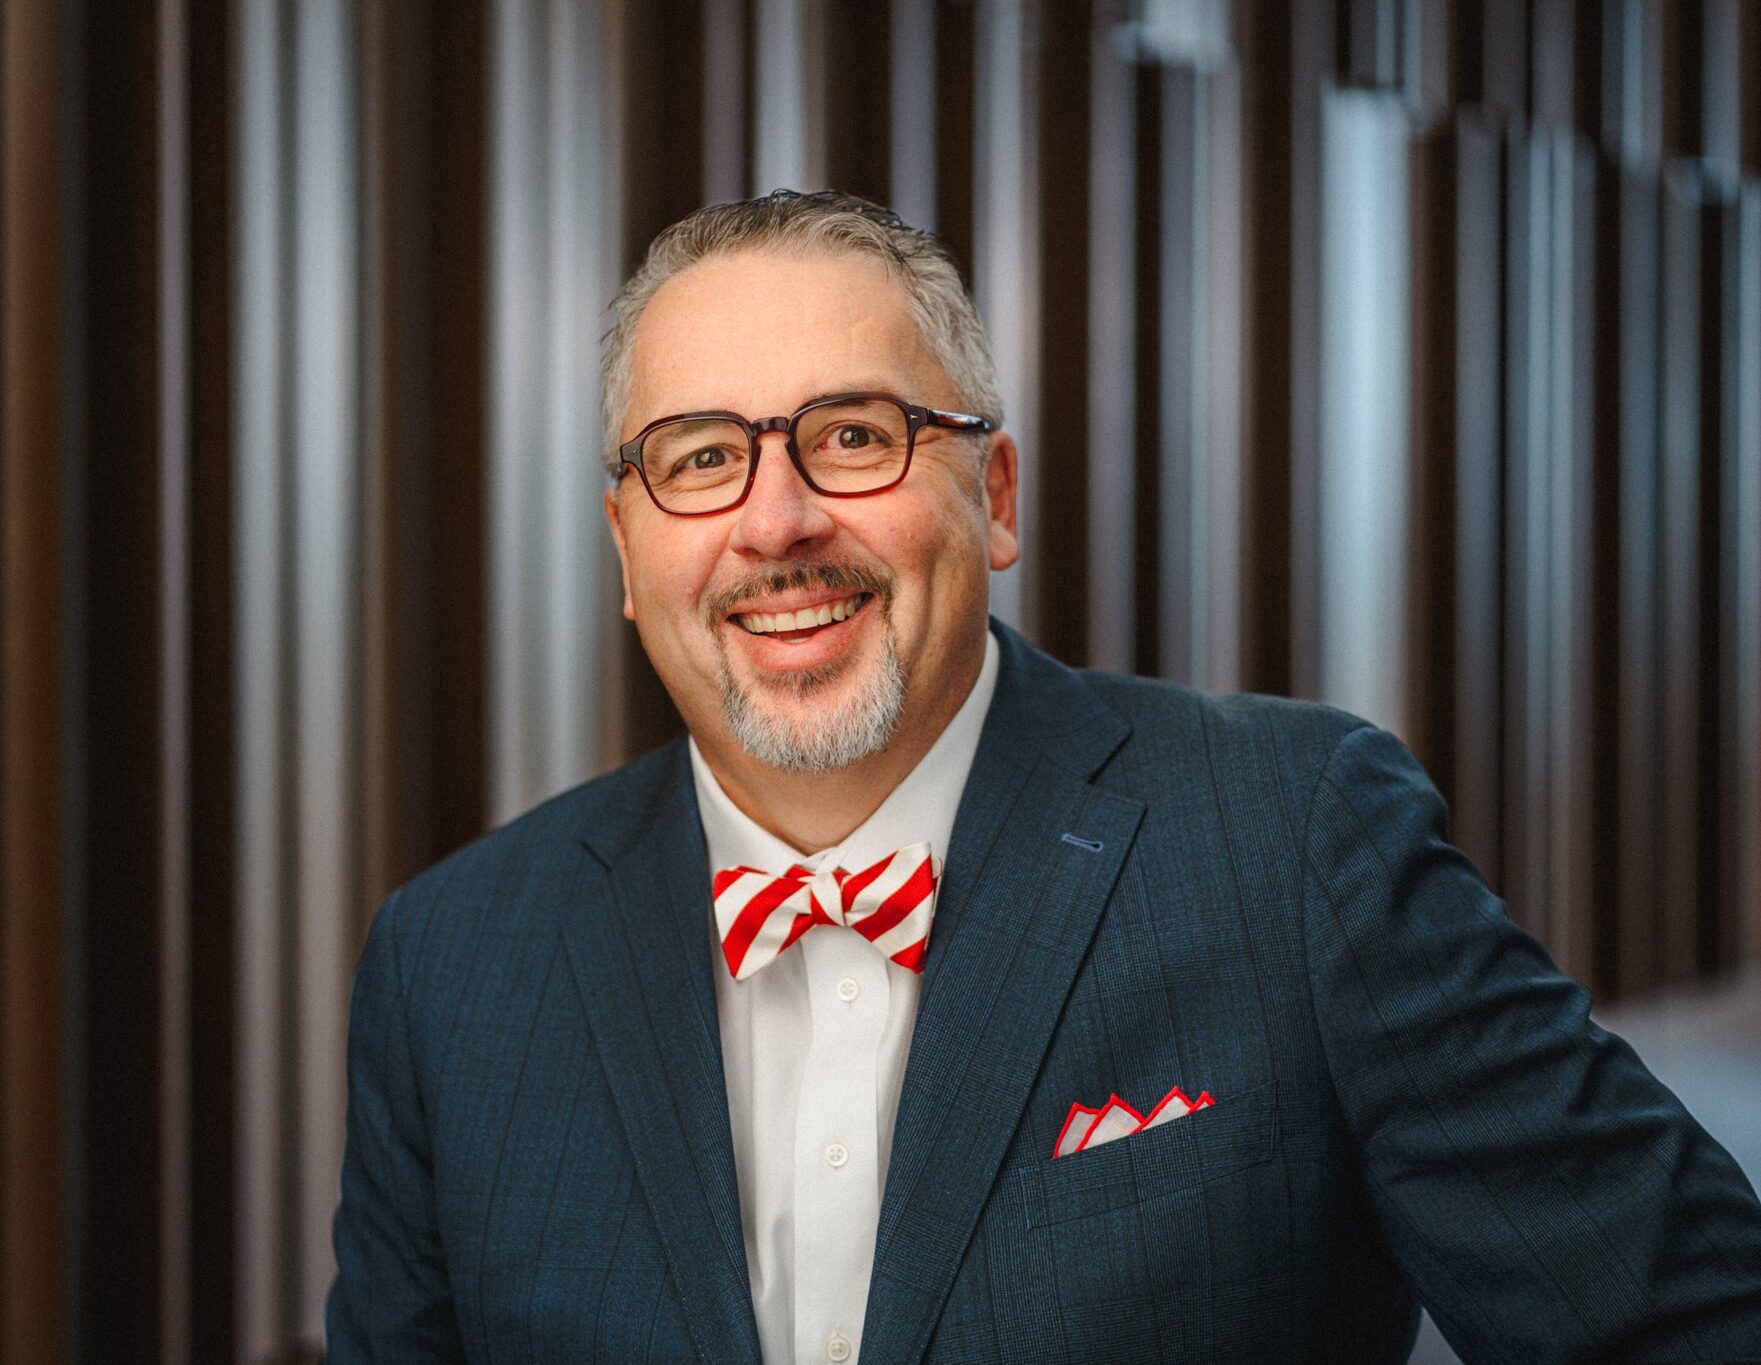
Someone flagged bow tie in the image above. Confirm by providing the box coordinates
[713,842,939,981]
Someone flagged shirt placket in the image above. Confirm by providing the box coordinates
[792,918,889,1363]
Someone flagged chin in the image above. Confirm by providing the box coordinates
[719,625,908,774]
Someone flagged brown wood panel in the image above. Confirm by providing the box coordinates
[619,0,705,758]
[823,0,893,200]
[184,0,236,1355]
[1131,63,1163,679]
[1034,0,1092,667]
[1154,63,1201,684]
[362,0,488,911]
[1,2,70,1357]
[72,0,166,1351]
[1236,0,1296,696]
[933,0,976,281]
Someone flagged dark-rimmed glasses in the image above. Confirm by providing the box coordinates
[617,391,994,516]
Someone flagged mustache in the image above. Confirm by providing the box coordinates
[703,560,893,625]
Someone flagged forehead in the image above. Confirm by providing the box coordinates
[625,248,952,430]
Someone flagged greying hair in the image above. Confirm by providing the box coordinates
[600,189,1003,476]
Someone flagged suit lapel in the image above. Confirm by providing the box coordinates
[559,743,761,1362]
[861,624,1145,1364]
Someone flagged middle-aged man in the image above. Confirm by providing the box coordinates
[327,190,1761,1363]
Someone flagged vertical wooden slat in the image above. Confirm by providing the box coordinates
[1544,137,1595,987]
[1449,111,1504,889]
[1615,162,1664,997]
[1086,2,1137,673]
[1658,162,1706,984]
[185,0,236,1351]
[932,0,976,276]
[1715,191,1756,972]
[704,0,747,203]
[1035,0,1092,664]
[1407,117,1458,791]
[1,2,69,1358]
[76,0,166,1353]
[823,0,891,201]
[1728,185,1761,967]
[1502,126,1546,939]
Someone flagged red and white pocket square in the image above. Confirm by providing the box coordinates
[1053,1081,1216,1158]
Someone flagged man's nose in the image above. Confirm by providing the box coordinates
[726,431,835,558]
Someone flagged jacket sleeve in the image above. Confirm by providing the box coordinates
[1301,723,1761,1364]
[326,889,468,1361]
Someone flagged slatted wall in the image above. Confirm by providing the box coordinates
[1,2,1757,1360]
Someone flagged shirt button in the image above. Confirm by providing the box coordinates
[826,1333,853,1362]
[824,1141,849,1169]
[836,976,860,1002]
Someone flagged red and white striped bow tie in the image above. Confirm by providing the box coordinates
[713,842,939,981]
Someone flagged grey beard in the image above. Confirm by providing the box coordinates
[718,621,907,773]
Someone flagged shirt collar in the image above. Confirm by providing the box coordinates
[690,626,1001,878]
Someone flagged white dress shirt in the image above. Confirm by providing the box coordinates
[689,628,1000,1365]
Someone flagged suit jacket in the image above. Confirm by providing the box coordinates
[327,620,1761,1363]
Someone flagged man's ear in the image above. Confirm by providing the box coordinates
[603,483,637,620]
[982,433,1020,571]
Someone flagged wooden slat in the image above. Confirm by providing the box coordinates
[1,3,69,1359]
[184,0,237,1352]
[823,0,892,201]
[1657,162,1707,984]
[1449,111,1504,892]
[1086,0,1138,674]
[1714,192,1754,973]
[76,0,168,1352]
[1035,0,1093,664]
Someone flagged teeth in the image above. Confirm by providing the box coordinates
[736,593,866,634]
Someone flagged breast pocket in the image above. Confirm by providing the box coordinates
[1021,1079,1278,1228]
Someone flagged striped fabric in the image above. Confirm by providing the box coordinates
[712,842,939,981]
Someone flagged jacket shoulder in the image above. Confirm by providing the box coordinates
[1078,668,1375,800]
[365,740,683,976]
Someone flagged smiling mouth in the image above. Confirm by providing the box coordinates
[731,592,873,640]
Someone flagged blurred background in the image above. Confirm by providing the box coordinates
[2,0,1758,1360]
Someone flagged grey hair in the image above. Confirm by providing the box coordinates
[600,189,1003,476]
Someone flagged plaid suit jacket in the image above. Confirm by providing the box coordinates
[326,620,1761,1362]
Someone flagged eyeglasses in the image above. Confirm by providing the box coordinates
[616,391,994,516]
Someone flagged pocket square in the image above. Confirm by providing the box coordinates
[1053,1081,1216,1158]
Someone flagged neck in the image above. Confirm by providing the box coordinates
[693,642,985,853]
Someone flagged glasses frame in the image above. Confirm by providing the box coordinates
[616,390,994,516]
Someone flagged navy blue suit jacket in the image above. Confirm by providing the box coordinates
[327,621,1761,1362]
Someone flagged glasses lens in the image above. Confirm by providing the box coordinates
[794,399,910,493]
[640,418,752,512]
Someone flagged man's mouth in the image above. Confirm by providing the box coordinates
[730,591,873,641]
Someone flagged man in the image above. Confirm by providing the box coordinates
[327,191,1761,1362]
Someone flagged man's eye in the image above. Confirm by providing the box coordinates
[690,449,726,468]
[835,425,874,449]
